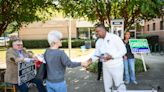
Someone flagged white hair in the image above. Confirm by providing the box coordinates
[47,30,63,46]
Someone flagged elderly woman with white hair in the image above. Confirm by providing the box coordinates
[44,30,88,92]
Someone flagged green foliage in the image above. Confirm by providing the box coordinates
[23,40,50,49]
[135,58,149,73]
[87,58,149,73]
[87,61,98,73]
[137,34,152,39]
[119,0,163,29]
[59,0,164,29]
[8,40,49,48]
[5,22,19,34]
[8,39,95,49]
[59,0,110,24]
[0,0,57,35]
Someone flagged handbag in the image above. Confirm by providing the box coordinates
[36,50,47,80]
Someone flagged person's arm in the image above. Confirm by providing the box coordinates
[6,49,23,64]
[7,49,35,63]
[112,35,127,59]
[86,41,101,65]
[61,51,82,68]
[90,41,100,62]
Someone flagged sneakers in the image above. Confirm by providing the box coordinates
[124,81,129,84]
[124,80,138,85]
[132,81,138,85]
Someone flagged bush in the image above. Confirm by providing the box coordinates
[0,47,7,51]
[62,39,95,48]
[8,39,96,49]
[87,61,98,73]
[8,40,49,48]
[135,58,149,73]
[137,34,151,39]
[87,58,149,74]
[23,40,49,48]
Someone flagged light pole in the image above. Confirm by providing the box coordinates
[68,16,72,58]
[53,0,72,57]
[66,15,72,58]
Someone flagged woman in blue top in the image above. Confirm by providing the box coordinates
[123,31,137,85]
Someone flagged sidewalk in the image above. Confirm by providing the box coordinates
[127,54,164,91]
[66,53,164,92]
[27,54,164,92]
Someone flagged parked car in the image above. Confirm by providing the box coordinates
[0,37,10,46]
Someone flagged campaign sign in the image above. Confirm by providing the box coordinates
[129,39,150,53]
[18,62,36,85]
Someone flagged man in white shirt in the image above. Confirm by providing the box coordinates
[87,24,127,92]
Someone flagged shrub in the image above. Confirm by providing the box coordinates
[23,40,49,48]
[135,58,150,73]
[137,34,151,39]
[87,61,98,73]
[8,39,96,49]
[87,58,149,74]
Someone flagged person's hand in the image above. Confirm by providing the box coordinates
[87,58,92,66]
[123,56,127,60]
[81,61,89,67]
[23,58,34,62]
[33,56,39,62]
[103,53,113,62]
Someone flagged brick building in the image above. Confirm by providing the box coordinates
[19,19,77,40]
[19,16,95,40]
[144,17,164,45]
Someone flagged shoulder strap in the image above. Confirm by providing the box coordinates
[43,49,48,63]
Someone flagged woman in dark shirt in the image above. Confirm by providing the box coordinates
[123,31,137,85]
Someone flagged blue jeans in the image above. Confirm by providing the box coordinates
[15,83,28,92]
[46,80,67,92]
[14,78,46,92]
[123,58,136,82]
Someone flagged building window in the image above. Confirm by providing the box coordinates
[77,28,91,39]
[153,23,155,31]
[160,21,163,30]
[147,25,149,31]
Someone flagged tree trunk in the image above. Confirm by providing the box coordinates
[105,0,111,26]
[0,23,8,36]
[95,0,105,25]
[0,0,10,36]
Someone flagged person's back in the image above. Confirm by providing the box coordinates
[45,30,89,92]
[45,48,81,83]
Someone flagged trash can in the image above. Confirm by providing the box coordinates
[85,41,91,49]
[80,45,86,52]
[146,35,159,52]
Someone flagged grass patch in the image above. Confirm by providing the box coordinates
[0,47,7,51]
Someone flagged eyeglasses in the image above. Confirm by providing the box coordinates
[16,44,23,46]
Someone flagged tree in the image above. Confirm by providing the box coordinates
[116,0,164,30]
[0,0,56,36]
[59,0,111,25]
[58,0,164,30]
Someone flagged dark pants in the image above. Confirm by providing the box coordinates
[15,78,46,92]
[97,60,103,80]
